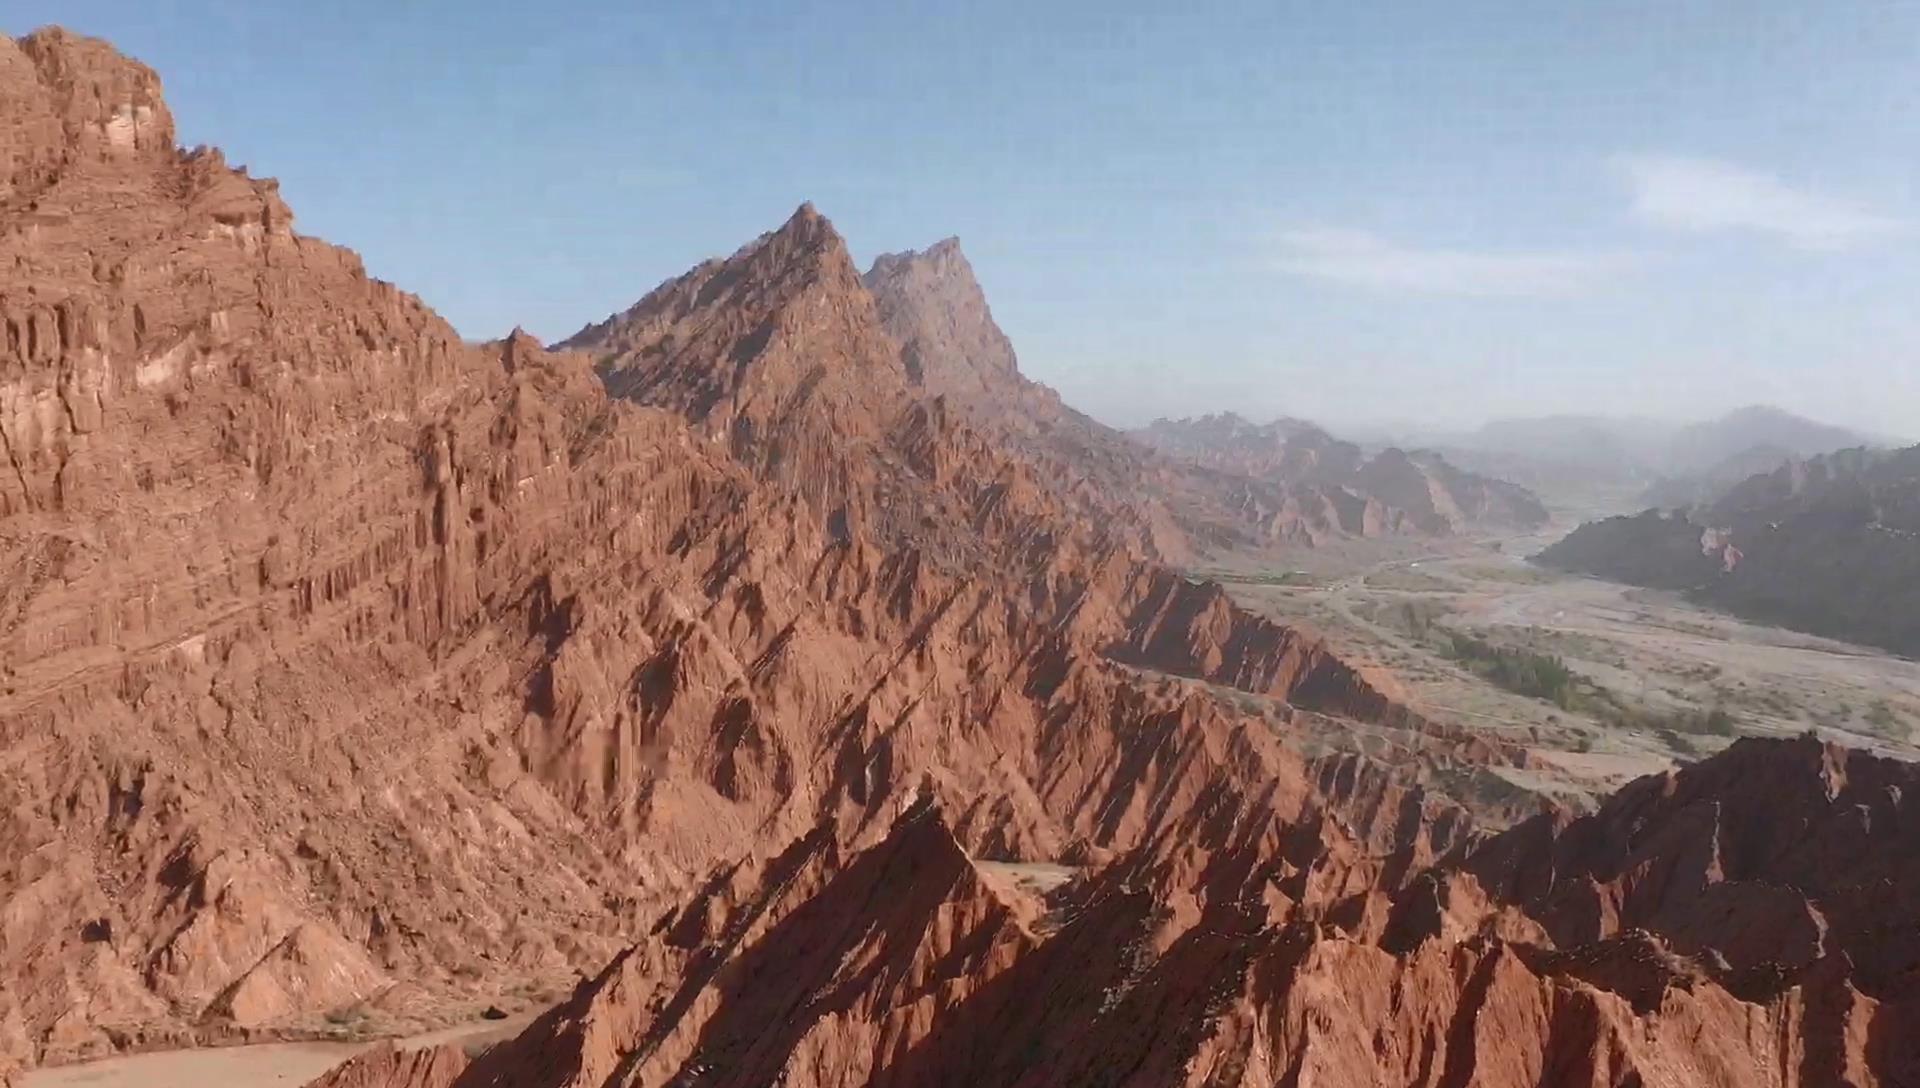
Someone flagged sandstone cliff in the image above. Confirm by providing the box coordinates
[1,28,1477,1070]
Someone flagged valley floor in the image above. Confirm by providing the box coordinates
[1206,522,1920,810]
[18,1017,533,1088]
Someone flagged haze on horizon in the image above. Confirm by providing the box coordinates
[15,0,1917,439]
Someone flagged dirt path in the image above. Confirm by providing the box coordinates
[20,1014,536,1088]
[20,1041,364,1088]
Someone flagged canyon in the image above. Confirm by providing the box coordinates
[2,27,1917,1088]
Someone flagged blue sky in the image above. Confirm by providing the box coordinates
[14,1,1919,436]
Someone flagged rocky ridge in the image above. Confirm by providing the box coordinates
[3,27,1916,1088]
[312,736,1920,1087]
[861,243,1550,553]
[3,27,1483,1073]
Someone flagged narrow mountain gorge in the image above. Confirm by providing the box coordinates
[3,28,1918,1088]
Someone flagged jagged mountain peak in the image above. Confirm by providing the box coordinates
[557,201,861,353]
[729,200,842,263]
[554,202,905,462]
[4,27,177,182]
[862,234,1020,395]
[867,233,968,275]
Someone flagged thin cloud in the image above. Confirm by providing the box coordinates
[1272,227,1619,298]
[1618,154,1904,251]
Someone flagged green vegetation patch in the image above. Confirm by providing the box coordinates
[1456,563,1558,586]
[1194,569,1320,588]
[1443,631,1582,709]
[1443,628,1739,740]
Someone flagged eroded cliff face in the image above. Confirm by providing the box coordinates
[309,737,1920,1088]
[10,28,1919,1088]
[2,28,1469,1071]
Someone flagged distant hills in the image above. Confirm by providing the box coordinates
[1539,445,1920,656]
[1383,406,1885,510]
[1665,405,1875,476]
[1636,442,1802,512]
[1134,413,1550,535]
[856,240,1550,551]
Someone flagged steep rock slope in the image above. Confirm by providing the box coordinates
[1,27,741,1063]
[1,28,1478,1072]
[1540,445,1920,655]
[861,237,1018,400]
[313,737,1920,1088]
[859,238,1219,557]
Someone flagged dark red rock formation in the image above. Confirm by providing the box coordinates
[303,1043,469,1088]
[324,737,1920,1088]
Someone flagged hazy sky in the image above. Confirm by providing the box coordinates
[15,1,1919,437]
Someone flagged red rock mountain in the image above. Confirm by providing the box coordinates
[862,237,1019,400]
[0,27,1453,1074]
[3,28,1916,1088]
[861,243,1547,550]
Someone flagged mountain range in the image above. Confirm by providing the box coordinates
[1385,406,1885,502]
[1135,413,1550,535]
[4,27,1919,1088]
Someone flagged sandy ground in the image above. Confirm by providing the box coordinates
[1205,520,1920,805]
[20,1015,536,1088]
[975,860,1078,894]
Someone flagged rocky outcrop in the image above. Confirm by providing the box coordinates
[863,237,1018,399]
[320,737,1920,1088]
[302,1043,469,1088]
[1453,736,1920,995]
